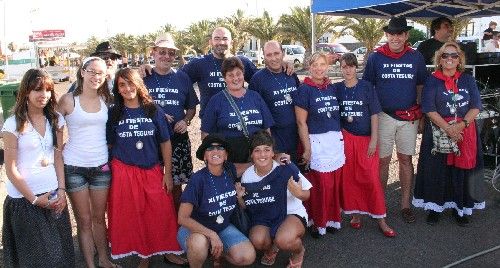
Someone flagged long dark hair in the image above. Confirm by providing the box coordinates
[73,56,112,105]
[110,68,157,126]
[13,68,59,145]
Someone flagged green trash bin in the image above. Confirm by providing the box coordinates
[0,82,20,121]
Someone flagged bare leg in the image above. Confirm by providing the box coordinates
[397,153,414,209]
[377,218,394,233]
[351,214,361,224]
[186,233,210,268]
[172,184,183,211]
[89,189,117,268]
[249,225,272,251]
[379,156,391,191]
[225,241,256,266]
[274,215,305,263]
[68,189,96,268]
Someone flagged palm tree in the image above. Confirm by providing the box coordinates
[186,20,215,55]
[279,6,341,53]
[245,10,282,45]
[134,34,154,63]
[110,33,135,58]
[82,36,102,56]
[224,9,251,54]
[340,18,387,53]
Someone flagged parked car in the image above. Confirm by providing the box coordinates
[244,50,264,64]
[282,45,306,64]
[353,47,367,63]
[315,43,350,64]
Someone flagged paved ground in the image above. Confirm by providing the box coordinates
[0,79,499,268]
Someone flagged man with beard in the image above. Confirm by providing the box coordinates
[417,17,454,65]
[68,41,122,92]
[363,17,427,224]
[248,40,300,162]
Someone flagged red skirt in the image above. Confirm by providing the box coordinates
[304,169,342,234]
[108,158,182,259]
[341,130,386,218]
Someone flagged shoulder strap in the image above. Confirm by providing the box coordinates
[221,89,249,138]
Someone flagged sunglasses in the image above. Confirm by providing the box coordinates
[157,49,176,57]
[441,53,459,59]
[206,145,225,152]
[99,55,117,61]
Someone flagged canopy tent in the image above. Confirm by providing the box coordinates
[311,0,500,19]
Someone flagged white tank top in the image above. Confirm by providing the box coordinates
[63,96,109,167]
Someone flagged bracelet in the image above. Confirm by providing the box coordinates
[31,196,39,205]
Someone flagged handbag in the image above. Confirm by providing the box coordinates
[430,121,460,155]
[394,104,423,121]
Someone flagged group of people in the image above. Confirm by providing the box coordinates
[2,15,486,268]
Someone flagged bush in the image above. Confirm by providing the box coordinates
[408,29,426,45]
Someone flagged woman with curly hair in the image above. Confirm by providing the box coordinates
[106,68,183,267]
[2,69,74,267]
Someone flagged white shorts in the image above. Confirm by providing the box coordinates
[378,112,418,158]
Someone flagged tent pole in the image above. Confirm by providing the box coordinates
[311,0,315,53]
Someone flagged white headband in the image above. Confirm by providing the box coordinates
[82,56,105,67]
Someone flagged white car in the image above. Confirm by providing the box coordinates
[282,45,306,64]
[244,51,263,64]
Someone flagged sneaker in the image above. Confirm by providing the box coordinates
[309,226,321,239]
[426,211,440,226]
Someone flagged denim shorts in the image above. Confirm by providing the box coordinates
[64,163,111,192]
[177,224,249,252]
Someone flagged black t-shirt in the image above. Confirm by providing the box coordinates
[483,27,494,41]
[417,38,445,65]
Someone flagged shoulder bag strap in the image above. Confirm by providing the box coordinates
[222,89,249,138]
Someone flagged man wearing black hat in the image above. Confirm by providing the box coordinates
[363,16,427,224]
[68,41,122,92]
[417,17,454,65]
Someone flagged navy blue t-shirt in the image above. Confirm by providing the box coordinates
[335,79,382,136]
[422,73,482,118]
[201,90,275,138]
[362,50,427,113]
[181,54,258,117]
[181,167,237,233]
[248,68,300,127]
[143,69,199,126]
[242,163,300,236]
[294,83,341,134]
[106,105,171,168]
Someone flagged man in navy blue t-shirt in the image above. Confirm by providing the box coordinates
[248,40,300,161]
[363,16,427,224]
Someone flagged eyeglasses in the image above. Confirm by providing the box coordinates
[157,49,176,57]
[83,69,106,77]
[441,53,459,59]
[206,145,225,152]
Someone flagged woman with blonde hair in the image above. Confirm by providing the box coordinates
[2,69,74,267]
[295,52,344,237]
[413,42,485,226]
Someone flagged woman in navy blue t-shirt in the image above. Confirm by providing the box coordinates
[106,68,183,267]
[177,134,255,267]
[201,57,274,177]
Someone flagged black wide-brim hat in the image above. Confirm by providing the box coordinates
[196,134,231,160]
[383,16,413,34]
[90,41,122,59]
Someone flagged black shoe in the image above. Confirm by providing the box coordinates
[426,211,440,226]
[309,226,321,239]
[452,211,470,227]
[326,227,337,234]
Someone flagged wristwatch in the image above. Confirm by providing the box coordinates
[463,119,469,128]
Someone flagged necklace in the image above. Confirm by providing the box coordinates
[124,107,144,150]
[208,169,229,224]
[344,81,358,123]
[28,115,50,167]
[269,70,292,103]
[153,69,173,107]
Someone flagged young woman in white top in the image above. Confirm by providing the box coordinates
[58,57,118,268]
[2,69,74,267]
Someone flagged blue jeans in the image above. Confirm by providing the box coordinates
[64,163,111,192]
